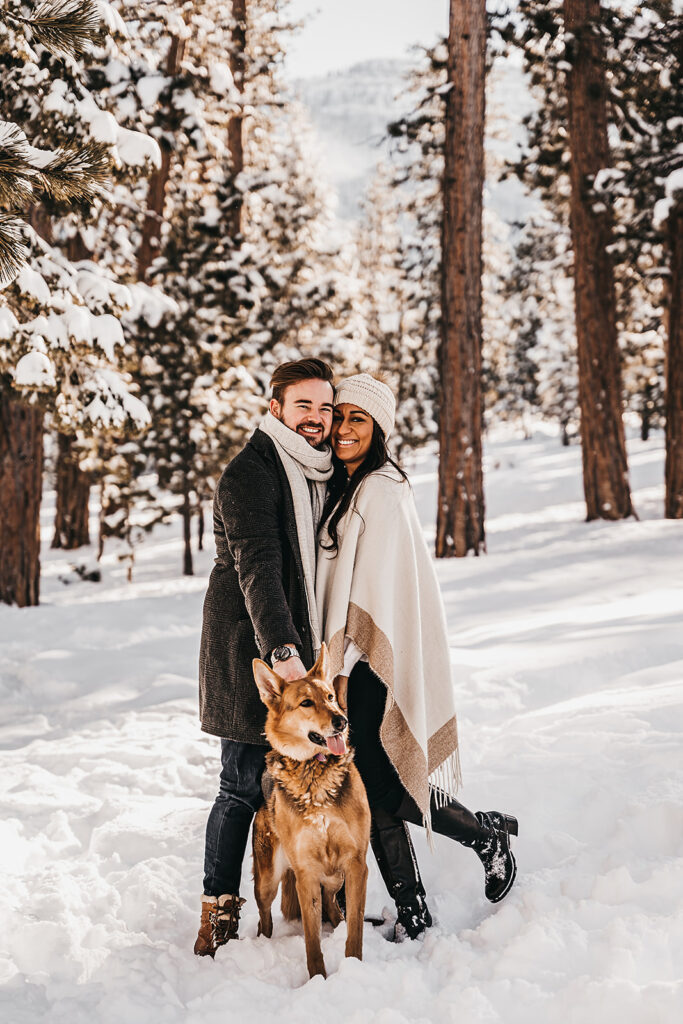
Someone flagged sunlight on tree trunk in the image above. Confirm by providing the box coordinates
[436,0,486,557]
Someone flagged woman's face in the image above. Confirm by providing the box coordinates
[331,403,374,475]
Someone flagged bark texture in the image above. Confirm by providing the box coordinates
[0,392,44,607]
[564,0,634,520]
[436,0,487,557]
[227,0,247,238]
[52,433,91,549]
[665,200,683,518]
[137,34,186,281]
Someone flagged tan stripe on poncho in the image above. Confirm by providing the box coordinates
[315,468,461,828]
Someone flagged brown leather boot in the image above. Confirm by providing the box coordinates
[194,894,246,957]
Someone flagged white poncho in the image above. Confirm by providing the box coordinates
[316,469,461,826]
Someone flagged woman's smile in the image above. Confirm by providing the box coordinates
[332,404,374,474]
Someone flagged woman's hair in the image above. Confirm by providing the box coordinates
[270,358,334,405]
[319,419,408,555]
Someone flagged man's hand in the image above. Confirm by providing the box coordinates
[272,656,307,682]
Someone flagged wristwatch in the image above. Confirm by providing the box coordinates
[271,644,298,666]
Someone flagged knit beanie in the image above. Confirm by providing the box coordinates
[334,373,396,439]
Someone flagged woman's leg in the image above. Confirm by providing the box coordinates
[347,663,431,938]
[395,791,518,904]
[347,662,517,905]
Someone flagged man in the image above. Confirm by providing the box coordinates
[194,358,336,956]
[194,356,430,956]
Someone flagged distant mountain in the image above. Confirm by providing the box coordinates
[294,59,413,222]
[293,56,536,229]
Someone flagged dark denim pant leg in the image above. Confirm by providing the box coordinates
[203,739,266,898]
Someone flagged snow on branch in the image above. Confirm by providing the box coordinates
[6,0,104,61]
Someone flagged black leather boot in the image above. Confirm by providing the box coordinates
[470,811,518,903]
[395,793,518,904]
[370,807,433,940]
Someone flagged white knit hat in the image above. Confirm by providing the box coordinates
[334,373,396,439]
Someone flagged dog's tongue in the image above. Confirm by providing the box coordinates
[326,733,346,756]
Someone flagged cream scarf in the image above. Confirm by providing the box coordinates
[258,413,333,657]
[316,468,461,829]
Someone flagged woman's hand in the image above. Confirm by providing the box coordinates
[334,674,349,712]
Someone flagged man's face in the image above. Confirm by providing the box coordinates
[270,378,334,447]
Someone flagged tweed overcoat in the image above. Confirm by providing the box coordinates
[198,428,314,744]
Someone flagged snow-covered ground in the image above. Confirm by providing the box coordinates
[1,428,682,1023]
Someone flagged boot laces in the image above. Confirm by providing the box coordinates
[210,896,246,945]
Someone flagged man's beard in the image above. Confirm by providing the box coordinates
[296,422,326,448]
[273,408,328,447]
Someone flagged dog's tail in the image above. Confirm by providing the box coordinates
[280,869,301,920]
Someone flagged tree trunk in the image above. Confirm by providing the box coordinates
[665,199,683,518]
[137,33,186,281]
[640,395,650,443]
[564,0,634,520]
[182,477,194,576]
[227,0,247,238]
[436,0,487,557]
[27,204,54,244]
[561,421,571,447]
[0,392,44,607]
[52,433,91,549]
[196,496,205,551]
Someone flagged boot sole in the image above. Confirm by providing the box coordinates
[488,853,517,903]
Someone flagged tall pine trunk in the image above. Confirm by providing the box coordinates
[196,494,205,551]
[436,0,486,557]
[665,199,683,518]
[182,475,194,576]
[52,433,91,549]
[564,0,634,520]
[137,33,186,281]
[0,392,44,607]
[227,0,247,238]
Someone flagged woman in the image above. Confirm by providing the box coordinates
[316,374,518,938]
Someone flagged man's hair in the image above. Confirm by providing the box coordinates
[270,358,334,405]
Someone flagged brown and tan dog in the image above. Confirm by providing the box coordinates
[252,643,370,979]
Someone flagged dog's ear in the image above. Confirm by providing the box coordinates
[310,642,330,681]
[253,659,284,706]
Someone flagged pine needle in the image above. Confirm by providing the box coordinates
[0,214,29,285]
[0,123,34,208]
[15,0,104,61]
[38,139,111,204]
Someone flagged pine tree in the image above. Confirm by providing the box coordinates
[95,0,364,577]
[0,0,153,605]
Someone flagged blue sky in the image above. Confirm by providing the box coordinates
[285,0,448,78]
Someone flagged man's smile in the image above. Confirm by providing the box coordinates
[298,424,323,437]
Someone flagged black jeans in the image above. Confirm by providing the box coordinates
[202,739,266,897]
[347,661,406,813]
[348,661,482,845]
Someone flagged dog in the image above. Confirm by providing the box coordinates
[251,643,370,979]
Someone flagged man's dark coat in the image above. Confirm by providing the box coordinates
[199,429,314,744]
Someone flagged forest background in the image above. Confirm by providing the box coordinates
[0,0,681,602]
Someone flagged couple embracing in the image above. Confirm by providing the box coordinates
[195,358,517,957]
